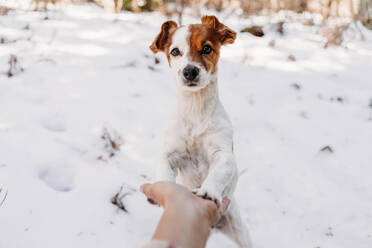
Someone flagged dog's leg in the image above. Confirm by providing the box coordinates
[150,154,178,205]
[216,198,252,248]
[193,151,238,206]
[156,153,178,182]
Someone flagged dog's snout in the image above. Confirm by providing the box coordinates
[183,65,199,81]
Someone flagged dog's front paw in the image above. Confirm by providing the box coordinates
[192,187,222,208]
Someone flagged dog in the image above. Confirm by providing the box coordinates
[150,15,252,248]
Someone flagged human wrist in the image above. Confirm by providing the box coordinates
[167,199,213,226]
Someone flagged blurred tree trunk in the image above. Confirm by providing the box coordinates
[349,0,355,20]
[296,0,308,13]
[359,0,372,28]
[114,0,123,13]
[176,0,185,25]
[323,0,333,20]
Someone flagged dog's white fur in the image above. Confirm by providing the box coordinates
[156,25,252,248]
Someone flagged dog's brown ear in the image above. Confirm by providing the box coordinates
[150,20,178,53]
[201,15,236,45]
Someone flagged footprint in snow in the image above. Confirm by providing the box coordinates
[38,166,75,192]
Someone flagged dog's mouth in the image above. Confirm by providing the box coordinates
[184,80,199,87]
[187,82,198,87]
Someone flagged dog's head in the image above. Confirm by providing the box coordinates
[150,16,236,91]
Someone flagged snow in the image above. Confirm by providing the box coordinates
[1,4,372,248]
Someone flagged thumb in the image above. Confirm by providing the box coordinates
[140,183,166,206]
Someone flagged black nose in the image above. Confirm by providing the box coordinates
[183,65,199,81]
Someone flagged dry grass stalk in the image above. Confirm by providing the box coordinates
[7,54,24,78]
[111,185,136,212]
[98,126,124,160]
[320,145,334,153]
[288,54,296,61]
[0,188,8,207]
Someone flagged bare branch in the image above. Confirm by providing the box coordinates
[0,188,8,208]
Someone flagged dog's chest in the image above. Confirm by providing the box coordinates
[169,121,213,188]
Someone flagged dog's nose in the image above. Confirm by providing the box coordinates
[183,65,199,81]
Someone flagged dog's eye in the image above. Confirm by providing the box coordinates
[201,45,212,55]
[171,48,180,56]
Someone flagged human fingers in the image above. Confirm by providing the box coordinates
[140,183,166,206]
[203,196,231,226]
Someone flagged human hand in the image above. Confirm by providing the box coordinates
[140,181,229,227]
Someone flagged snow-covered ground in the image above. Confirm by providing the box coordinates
[1,3,372,248]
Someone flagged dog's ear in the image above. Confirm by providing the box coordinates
[150,20,178,54]
[201,15,236,45]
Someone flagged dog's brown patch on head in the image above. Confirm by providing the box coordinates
[201,16,236,45]
[188,24,221,73]
[150,16,236,71]
[150,20,178,61]
[188,16,236,73]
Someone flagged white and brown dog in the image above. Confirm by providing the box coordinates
[150,16,252,248]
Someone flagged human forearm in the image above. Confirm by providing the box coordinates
[152,201,212,248]
[140,182,224,248]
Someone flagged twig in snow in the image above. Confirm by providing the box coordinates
[98,126,124,160]
[320,145,334,153]
[7,54,24,78]
[325,226,334,237]
[0,36,17,44]
[38,58,56,64]
[0,188,8,208]
[276,21,284,35]
[290,83,301,91]
[288,54,296,62]
[111,185,136,213]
